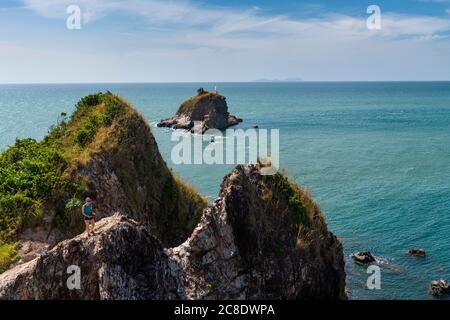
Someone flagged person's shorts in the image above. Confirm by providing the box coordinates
[84,216,94,221]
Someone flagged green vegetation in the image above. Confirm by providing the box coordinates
[71,92,126,147]
[177,90,221,115]
[1,91,207,260]
[0,90,208,270]
[0,92,127,243]
[263,172,313,227]
[173,174,208,231]
[0,138,70,241]
[0,242,19,273]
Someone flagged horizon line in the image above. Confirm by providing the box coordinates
[2,80,450,85]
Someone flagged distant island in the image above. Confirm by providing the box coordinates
[252,77,303,83]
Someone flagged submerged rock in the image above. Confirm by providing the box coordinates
[430,280,449,297]
[352,252,376,264]
[408,248,426,257]
[158,89,242,133]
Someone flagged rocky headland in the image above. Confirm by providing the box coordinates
[0,92,345,300]
[158,88,242,133]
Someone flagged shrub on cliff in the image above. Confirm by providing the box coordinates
[0,138,75,241]
[0,92,206,262]
[0,242,18,273]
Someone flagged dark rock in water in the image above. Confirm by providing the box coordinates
[158,89,242,134]
[430,280,449,297]
[352,252,376,264]
[408,248,426,257]
[253,125,259,129]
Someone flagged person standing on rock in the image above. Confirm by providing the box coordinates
[82,197,95,236]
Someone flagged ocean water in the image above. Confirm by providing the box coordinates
[1,82,449,300]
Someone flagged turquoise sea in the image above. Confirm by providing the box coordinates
[1,82,449,300]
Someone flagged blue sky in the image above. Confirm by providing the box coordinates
[1,0,450,83]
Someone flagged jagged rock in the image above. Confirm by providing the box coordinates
[0,165,346,300]
[158,90,242,133]
[0,214,179,300]
[429,280,449,297]
[352,252,376,264]
[168,165,346,300]
[408,248,426,257]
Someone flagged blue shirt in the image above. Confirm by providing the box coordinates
[83,203,93,217]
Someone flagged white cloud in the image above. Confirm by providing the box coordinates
[4,0,449,82]
[23,0,450,40]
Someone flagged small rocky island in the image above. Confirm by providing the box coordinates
[158,88,242,133]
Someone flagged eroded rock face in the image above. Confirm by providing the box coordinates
[0,215,179,300]
[158,90,242,133]
[430,280,449,297]
[0,166,346,300]
[169,165,346,300]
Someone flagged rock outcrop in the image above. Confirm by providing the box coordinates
[169,165,346,300]
[158,89,242,133]
[69,103,206,247]
[352,252,376,264]
[408,248,426,257]
[0,214,179,300]
[13,93,206,249]
[0,165,346,300]
[429,280,449,297]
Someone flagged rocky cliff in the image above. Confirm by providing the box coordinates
[158,89,242,133]
[0,92,206,271]
[0,165,345,300]
[64,94,206,246]
[169,165,346,300]
[0,92,345,300]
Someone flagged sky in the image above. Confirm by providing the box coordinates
[1,0,450,83]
